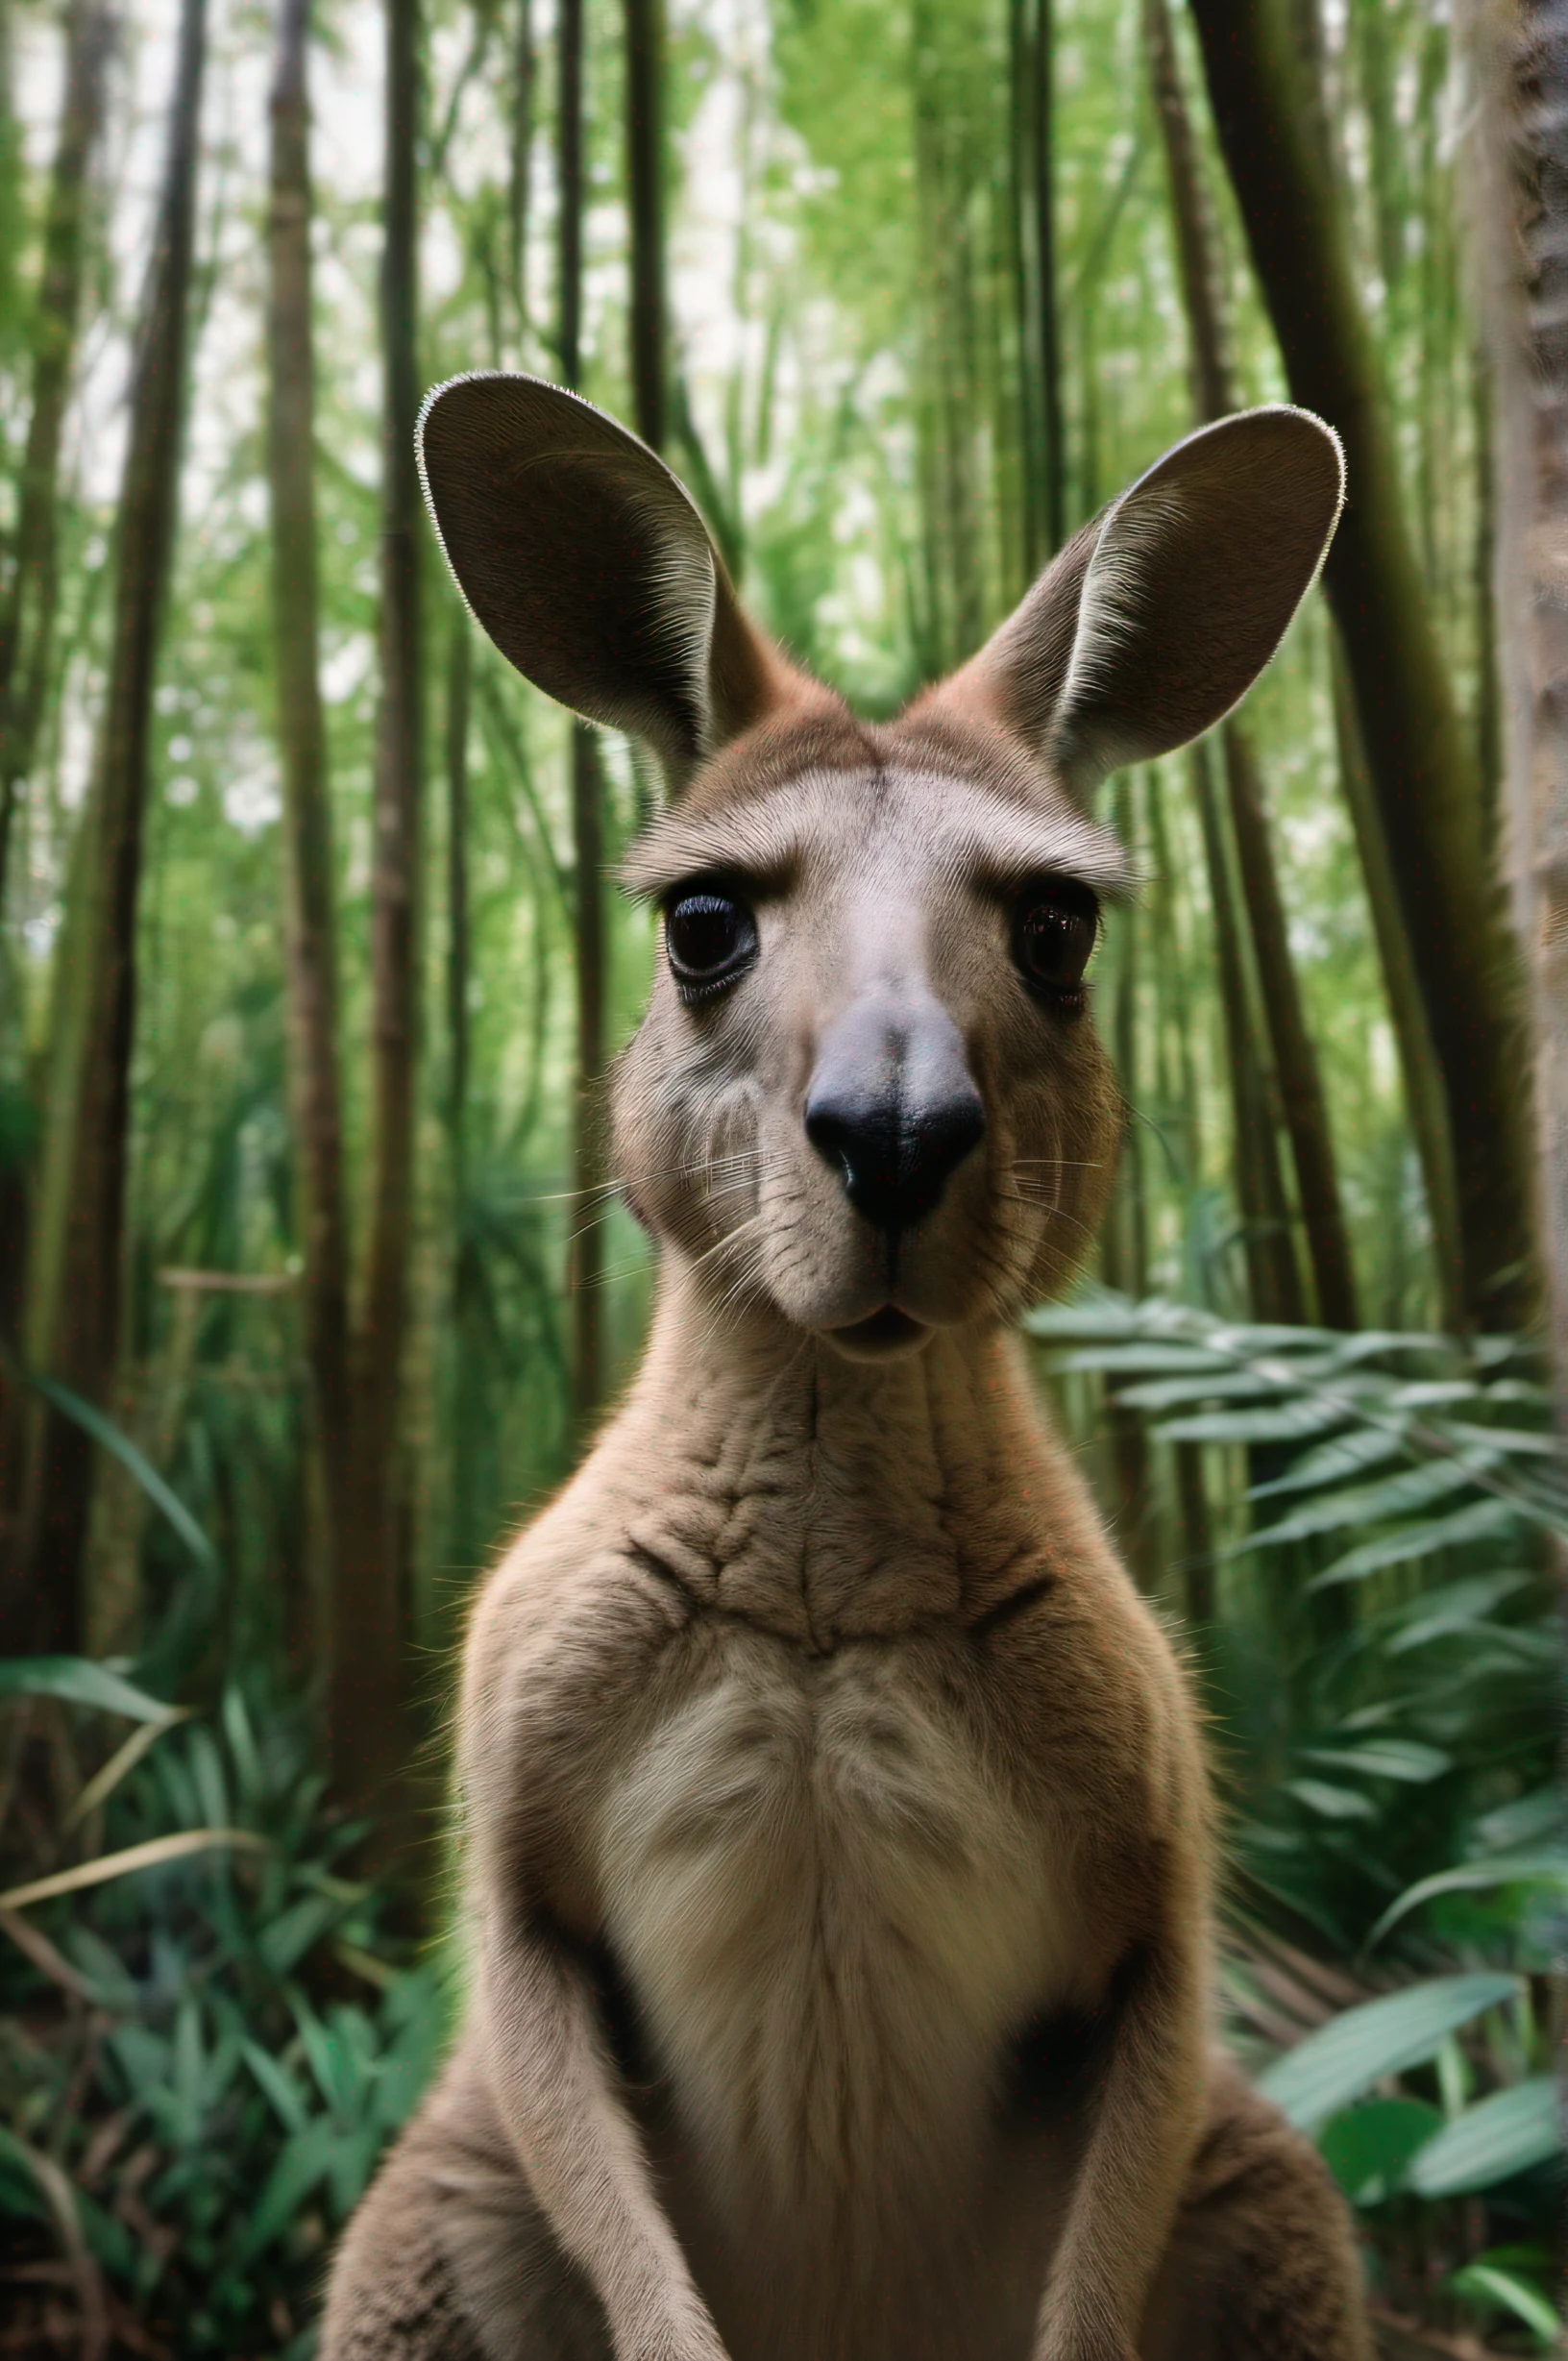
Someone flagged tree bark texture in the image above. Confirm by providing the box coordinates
[912,1,984,669]
[330,0,424,1837]
[1479,0,1568,1384]
[624,0,666,451]
[6,0,206,1655]
[557,0,583,391]
[1145,0,1358,1330]
[1100,778,1156,1590]
[1192,742,1308,1325]
[1008,0,1066,567]
[510,0,532,333]
[1220,726,1359,1328]
[556,0,604,1426]
[1330,646,1467,1331]
[1188,0,1538,1331]
[0,0,111,930]
[446,609,471,1158]
[570,724,605,1428]
[1029,0,1066,553]
[266,0,354,1687]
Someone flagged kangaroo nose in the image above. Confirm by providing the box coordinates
[804,999,986,1231]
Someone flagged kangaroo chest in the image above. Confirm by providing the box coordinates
[594,1622,1081,2244]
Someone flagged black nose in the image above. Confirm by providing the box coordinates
[804,1001,986,1231]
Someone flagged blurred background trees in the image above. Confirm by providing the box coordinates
[0,0,1561,2349]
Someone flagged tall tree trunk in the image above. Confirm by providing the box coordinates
[558,0,582,389]
[624,0,665,451]
[1100,776,1156,1589]
[0,0,111,931]
[266,0,353,1694]
[1008,0,1041,576]
[1030,0,1066,552]
[509,0,532,337]
[1330,645,1467,1329]
[558,0,604,1428]
[1480,0,1568,1387]
[912,11,983,664]
[1188,0,1539,1332]
[446,611,471,1160]
[1145,0,1359,1329]
[5,0,207,1656]
[1220,727,1359,1327]
[332,0,424,1840]
[1192,743,1307,1324]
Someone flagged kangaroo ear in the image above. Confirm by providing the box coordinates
[923,406,1344,802]
[418,373,806,794]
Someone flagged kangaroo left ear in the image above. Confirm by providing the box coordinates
[919,406,1344,803]
[418,372,816,796]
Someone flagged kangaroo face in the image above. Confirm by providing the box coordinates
[614,734,1126,1356]
[417,373,1343,1351]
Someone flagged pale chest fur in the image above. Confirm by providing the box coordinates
[594,1621,1083,2251]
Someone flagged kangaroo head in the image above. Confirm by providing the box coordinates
[420,376,1342,1362]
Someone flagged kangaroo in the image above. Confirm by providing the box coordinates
[320,379,1372,2361]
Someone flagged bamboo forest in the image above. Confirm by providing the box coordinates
[0,0,1563,2345]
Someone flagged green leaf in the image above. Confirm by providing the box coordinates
[1158,1399,1350,1445]
[326,2122,382,2217]
[0,1655,173,1722]
[1385,1380,1484,1410]
[109,2022,172,2104]
[221,1686,265,1807]
[1383,1573,1533,1653]
[240,2038,309,2135]
[61,1925,137,2010]
[1108,1372,1281,1413]
[1448,2261,1563,2347]
[1473,1789,1561,1853]
[1024,1295,1145,1340]
[1256,1973,1521,2129]
[2,1360,216,1569]
[1317,2098,1443,2204]
[1368,1852,1568,1946]
[1246,1453,1506,1553]
[1043,1343,1233,1377]
[235,2117,336,2262]
[1409,2079,1563,2197]
[1322,1328,1467,1364]
[171,1994,206,2146]
[291,1998,368,2123]
[1442,1422,1562,1458]
[1249,1426,1409,1498]
[1285,1779,1377,1820]
[75,2185,136,2280]
[1309,1499,1525,1589]
[1298,1741,1451,1784]
[0,2127,48,2222]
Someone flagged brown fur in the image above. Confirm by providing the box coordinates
[322,381,1368,2361]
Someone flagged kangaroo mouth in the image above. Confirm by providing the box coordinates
[826,1306,931,1362]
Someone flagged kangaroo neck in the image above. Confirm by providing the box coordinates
[585,1265,1077,1649]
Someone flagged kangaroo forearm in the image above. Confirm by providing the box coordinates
[1032,1942,1207,2361]
[481,1932,726,2358]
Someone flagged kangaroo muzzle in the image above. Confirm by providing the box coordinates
[803,993,986,1233]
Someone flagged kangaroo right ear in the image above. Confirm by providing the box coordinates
[418,373,805,794]
[919,406,1344,803]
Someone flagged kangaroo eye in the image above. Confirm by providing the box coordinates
[1015,881,1100,995]
[665,891,757,992]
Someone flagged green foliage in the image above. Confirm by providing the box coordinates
[0,1670,449,2353]
[1035,1291,1563,2344]
[1258,1975,1524,2130]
